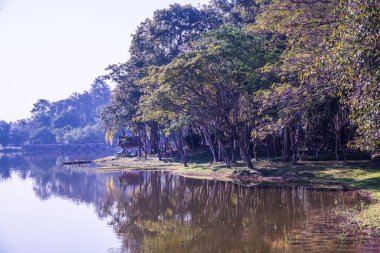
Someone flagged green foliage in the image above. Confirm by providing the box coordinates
[209,0,270,25]
[9,120,30,146]
[63,124,105,144]
[31,99,52,128]
[100,63,141,129]
[130,3,223,68]
[0,121,10,147]
[139,25,278,126]
[30,126,56,144]
[99,0,379,166]
[249,0,340,115]
[252,0,339,77]
[137,25,281,168]
[52,110,82,129]
[323,0,380,153]
[0,79,110,147]
[101,4,223,134]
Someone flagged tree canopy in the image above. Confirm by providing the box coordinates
[0,78,111,146]
[99,0,380,168]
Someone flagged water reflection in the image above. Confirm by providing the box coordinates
[0,153,378,253]
[0,151,115,209]
[101,171,377,253]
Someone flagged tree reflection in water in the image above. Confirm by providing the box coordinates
[0,154,375,253]
[0,151,117,215]
[102,171,367,253]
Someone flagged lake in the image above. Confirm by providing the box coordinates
[0,152,379,253]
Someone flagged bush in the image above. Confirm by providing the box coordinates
[30,127,56,144]
[63,124,105,144]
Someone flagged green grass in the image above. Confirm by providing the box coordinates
[94,155,247,180]
[352,203,380,232]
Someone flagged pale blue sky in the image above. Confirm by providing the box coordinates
[0,0,209,122]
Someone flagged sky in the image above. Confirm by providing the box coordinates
[0,0,210,122]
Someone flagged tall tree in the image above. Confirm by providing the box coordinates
[102,3,224,156]
[30,99,52,128]
[139,26,280,168]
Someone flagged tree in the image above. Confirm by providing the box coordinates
[52,110,82,129]
[30,99,52,128]
[30,126,56,144]
[9,120,31,146]
[101,3,224,158]
[63,124,104,144]
[100,0,378,164]
[139,26,280,169]
[322,0,380,155]
[0,121,10,147]
[20,79,111,145]
[89,78,111,122]
[209,0,270,26]
[130,3,223,68]
[101,62,142,129]
[249,0,343,163]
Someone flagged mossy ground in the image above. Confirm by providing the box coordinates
[94,154,380,232]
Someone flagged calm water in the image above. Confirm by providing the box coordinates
[0,152,379,253]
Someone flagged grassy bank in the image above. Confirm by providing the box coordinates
[94,156,237,181]
[94,155,380,232]
[256,160,380,233]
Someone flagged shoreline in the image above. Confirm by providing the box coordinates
[94,155,380,234]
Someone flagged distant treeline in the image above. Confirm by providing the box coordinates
[0,78,110,147]
[100,0,379,168]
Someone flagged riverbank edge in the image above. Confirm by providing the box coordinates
[94,155,380,234]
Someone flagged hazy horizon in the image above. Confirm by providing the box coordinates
[0,0,209,122]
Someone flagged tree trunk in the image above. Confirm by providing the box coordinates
[239,142,247,163]
[156,128,162,161]
[253,143,259,162]
[150,122,160,156]
[179,130,187,167]
[218,139,222,161]
[290,124,299,165]
[237,140,254,169]
[148,124,154,155]
[231,140,237,163]
[202,126,217,163]
[142,126,151,158]
[291,143,297,164]
[335,133,340,161]
[216,138,230,168]
[273,135,277,158]
[171,129,187,167]
[144,140,148,160]
[266,137,271,160]
[283,127,290,162]
[189,127,194,150]
[138,131,142,157]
